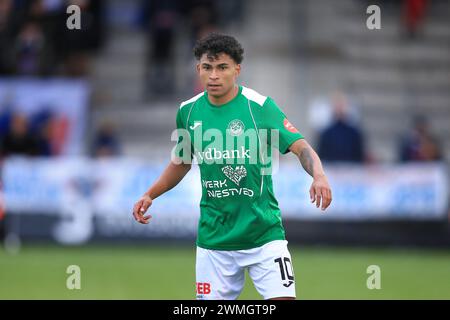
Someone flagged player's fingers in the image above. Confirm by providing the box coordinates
[132,210,140,222]
[137,213,150,224]
[327,188,333,208]
[135,213,145,223]
[321,188,331,210]
[133,207,141,222]
[142,215,152,224]
[140,199,152,214]
[310,186,316,203]
[134,199,144,212]
[133,203,138,215]
[315,188,322,208]
[133,200,144,221]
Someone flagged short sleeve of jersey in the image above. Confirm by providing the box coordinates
[263,97,304,154]
[176,108,185,131]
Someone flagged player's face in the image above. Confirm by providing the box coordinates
[197,53,241,98]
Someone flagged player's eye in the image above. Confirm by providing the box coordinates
[203,65,211,70]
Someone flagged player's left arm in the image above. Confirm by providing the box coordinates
[289,139,332,211]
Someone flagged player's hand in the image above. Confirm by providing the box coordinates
[310,174,332,211]
[132,194,153,224]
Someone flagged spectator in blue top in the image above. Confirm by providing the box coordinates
[317,93,365,163]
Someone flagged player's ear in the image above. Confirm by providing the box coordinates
[196,63,201,74]
[235,64,241,76]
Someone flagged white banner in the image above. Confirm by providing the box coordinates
[273,163,448,220]
[1,159,448,243]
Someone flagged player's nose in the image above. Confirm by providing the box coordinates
[209,70,219,79]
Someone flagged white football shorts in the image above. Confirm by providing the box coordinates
[195,240,296,300]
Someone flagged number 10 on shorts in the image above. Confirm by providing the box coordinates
[274,257,294,287]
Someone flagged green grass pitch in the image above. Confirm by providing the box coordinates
[1,244,449,299]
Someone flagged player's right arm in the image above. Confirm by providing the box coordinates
[132,159,191,224]
[133,104,193,224]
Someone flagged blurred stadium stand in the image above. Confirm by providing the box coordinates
[0,0,449,247]
[87,0,450,163]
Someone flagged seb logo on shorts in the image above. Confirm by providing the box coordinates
[283,118,299,133]
[196,282,211,295]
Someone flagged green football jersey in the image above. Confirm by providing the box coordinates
[175,85,303,250]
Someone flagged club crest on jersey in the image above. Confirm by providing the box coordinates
[222,165,247,186]
[227,119,245,136]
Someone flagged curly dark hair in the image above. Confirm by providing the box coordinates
[193,33,244,64]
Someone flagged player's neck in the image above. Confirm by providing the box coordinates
[208,85,239,106]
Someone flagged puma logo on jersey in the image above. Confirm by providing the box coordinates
[189,121,202,130]
[222,165,247,186]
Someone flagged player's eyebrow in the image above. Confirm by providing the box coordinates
[201,62,229,68]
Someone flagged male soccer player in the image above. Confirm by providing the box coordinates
[132,33,332,300]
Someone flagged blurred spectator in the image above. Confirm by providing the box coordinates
[184,0,218,42]
[56,0,105,77]
[92,121,121,158]
[27,0,65,74]
[13,21,52,75]
[403,0,428,38]
[142,0,180,98]
[140,0,220,98]
[317,93,365,163]
[29,109,56,156]
[183,0,218,95]
[0,113,39,157]
[399,115,442,162]
[0,0,104,77]
[0,101,13,136]
[0,0,15,75]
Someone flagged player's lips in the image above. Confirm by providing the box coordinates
[207,84,222,88]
